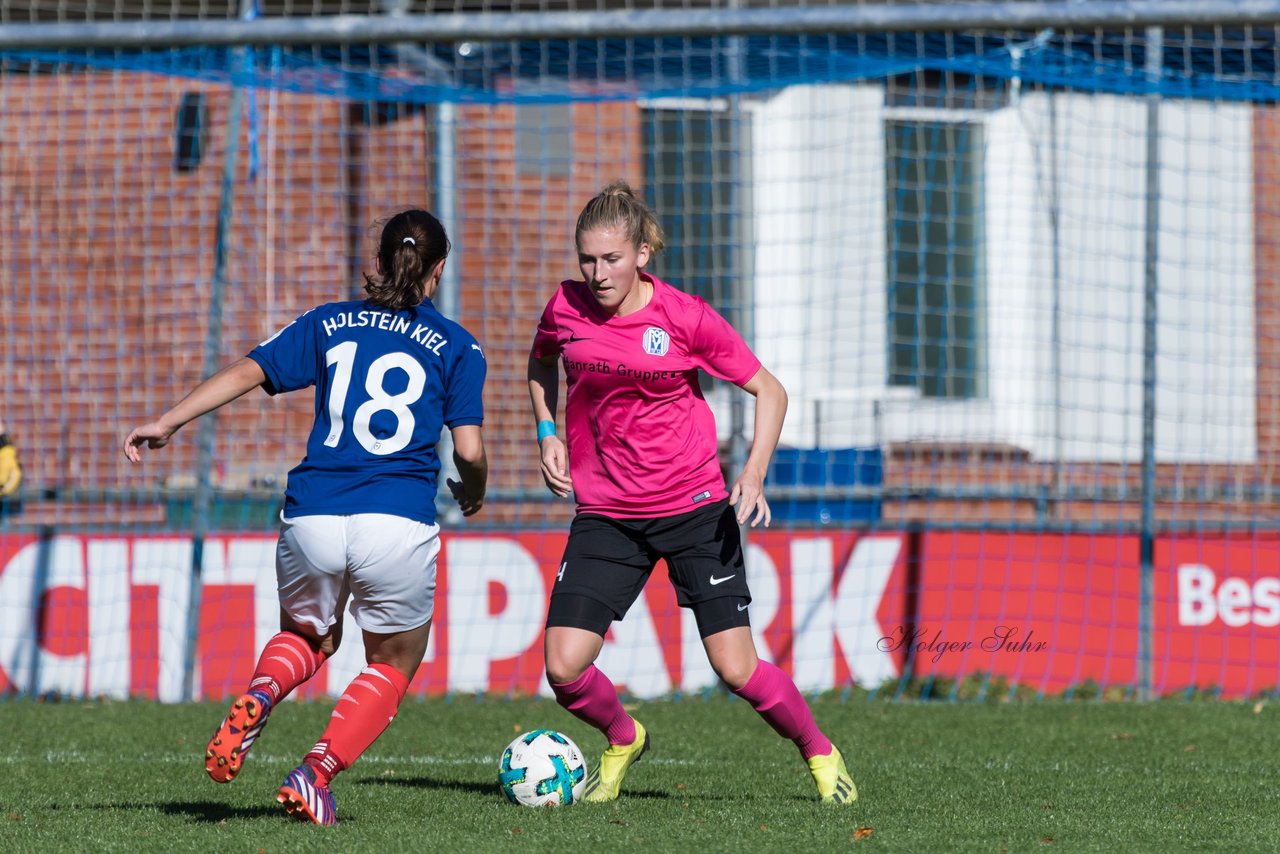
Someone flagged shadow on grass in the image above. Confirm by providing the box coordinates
[151,800,283,823]
[361,775,674,801]
[360,776,495,797]
[607,787,679,801]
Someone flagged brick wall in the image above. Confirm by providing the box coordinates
[2,71,1277,527]
[1255,107,1280,480]
[0,72,638,526]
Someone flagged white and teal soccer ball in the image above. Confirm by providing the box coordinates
[498,729,587,807]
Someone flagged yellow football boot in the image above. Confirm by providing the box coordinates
[582,719,649,803]
[807,745,857,805]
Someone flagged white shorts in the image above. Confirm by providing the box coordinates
[276,513,441,635]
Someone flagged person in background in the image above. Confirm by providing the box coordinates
[0,419,22,516]
[124,209,488,826]
[526,181,856,805]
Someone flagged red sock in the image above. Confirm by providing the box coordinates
[732,660,833,760]
[246,631,326,705]
[304,663,410,786]
[550,665,636,746]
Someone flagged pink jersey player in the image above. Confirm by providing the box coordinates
[527,181,857,806]
[531,272,759,518]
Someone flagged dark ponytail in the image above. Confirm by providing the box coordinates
[363,209,451,311]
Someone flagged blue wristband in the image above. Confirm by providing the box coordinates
[536,419,557,442]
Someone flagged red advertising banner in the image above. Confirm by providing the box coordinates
[907,532,1280,697]
[0,530,907,701]
[2,529,1276,700]
[1156,534,1280,697]
[901,532,1141,693]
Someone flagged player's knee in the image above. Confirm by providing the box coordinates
[543,594,612,686]
[544,651,589,687]
[281,619,338,658]
[545,664,583,688]
[365,620,431,672]
[713,658,757,691]
[694,598,755,688]
[310,624,341,658]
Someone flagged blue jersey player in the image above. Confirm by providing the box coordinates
[123,209,487,826]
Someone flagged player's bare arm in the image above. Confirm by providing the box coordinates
[528,352,572,498]
[447,424,488,517]
[729,366,788,527]
[123,357,268,462]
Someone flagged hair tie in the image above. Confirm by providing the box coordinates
[402,236,416,246]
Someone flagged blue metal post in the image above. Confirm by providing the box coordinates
[1138,24,1162,701]
[185,0,254,702]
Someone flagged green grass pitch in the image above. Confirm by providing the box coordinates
[3,693,1279,851]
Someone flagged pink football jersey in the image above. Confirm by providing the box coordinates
[531,273,760,518]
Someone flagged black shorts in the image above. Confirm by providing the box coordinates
[546,499,752,632]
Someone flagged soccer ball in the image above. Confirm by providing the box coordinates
[498,729,587,807]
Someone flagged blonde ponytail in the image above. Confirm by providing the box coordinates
[575,180,665,253]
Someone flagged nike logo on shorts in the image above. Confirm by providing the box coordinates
[737,603,748,612]
[709,574,736,585]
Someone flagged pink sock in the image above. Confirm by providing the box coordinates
[247,631,327,705]
[733,660,833,760]
[550,665,636,745]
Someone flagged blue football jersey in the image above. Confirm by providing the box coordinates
[248,298,485,525]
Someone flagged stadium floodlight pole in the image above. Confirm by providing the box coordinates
[4,1,1280,48]
[1137,24,1162,704]
[184,0,258,704]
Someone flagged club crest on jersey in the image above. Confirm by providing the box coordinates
[643,326,670,356]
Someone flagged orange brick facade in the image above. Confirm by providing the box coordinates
[0,72,637,526]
